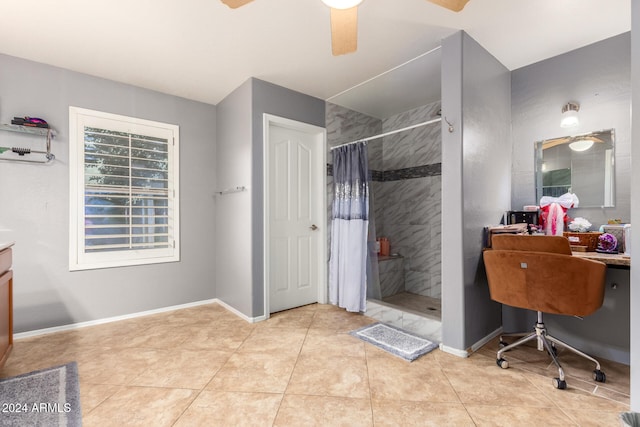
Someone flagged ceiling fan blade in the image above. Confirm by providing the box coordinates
[330,7,358,56]
[427,0,470,12]
[220,0,254,8]
[542,137,570,150]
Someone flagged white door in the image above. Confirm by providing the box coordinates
[266,118,325,314]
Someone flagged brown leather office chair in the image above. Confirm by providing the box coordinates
[483,234,607,389]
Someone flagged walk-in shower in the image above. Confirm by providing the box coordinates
[326,48,443,340]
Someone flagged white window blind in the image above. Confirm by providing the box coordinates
[69,107,180,270]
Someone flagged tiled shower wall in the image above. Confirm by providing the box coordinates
[325,100,442,299]
[377,101,442,298]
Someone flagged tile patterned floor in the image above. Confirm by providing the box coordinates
[0,303,630,426]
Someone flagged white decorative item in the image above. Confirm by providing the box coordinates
[539,192,579,236]
[624,224,631,256]
[568,217,592,233]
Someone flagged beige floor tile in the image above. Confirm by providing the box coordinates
[206,351,298,393]
[465,404,578,426]
[153,304,230,326]
[562,408,630,427]
[259,309,315,329]
[366,353,460,403]
[309,309,376,332]
[0,342,79,377]
[286,354,370,399]
[274,394,372,426]
[594,384,631,406]
[79,383,121,415]
[78,347,165,385]
[65,346,116,367]
[181,322,255,352]
[118,324,191,349]
[442,360,557,407]
[4,302,630,426]
[237,327,308,355]
[300,329,366,358]
[127,348,231,389]
[541,349,630,394]
[64,322,154,349]
[83,386,196,427]
[478,336,631,397]
[285,302,323,312]
[523,370,629,412]
[372,399,475,426]
[175,390,282,427]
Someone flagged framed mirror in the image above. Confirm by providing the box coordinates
[535,129,615,208]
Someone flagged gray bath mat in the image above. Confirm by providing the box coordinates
[0,362,82,426]
[350,322,438,361]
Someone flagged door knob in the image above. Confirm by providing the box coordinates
[310,224,318,231]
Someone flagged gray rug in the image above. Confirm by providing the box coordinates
[350,322,438,361]
[0,362,82,426]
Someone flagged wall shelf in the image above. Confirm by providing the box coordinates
[0,124,56,163]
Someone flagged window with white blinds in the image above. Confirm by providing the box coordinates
[69,107,180,270]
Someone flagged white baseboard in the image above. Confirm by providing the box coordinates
[439,344,470,358]
[439,327,503,358]
[14,298,219,339]
[215,299,267,323]
[471,327,503,353]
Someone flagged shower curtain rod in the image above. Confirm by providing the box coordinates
[329,117,442,150]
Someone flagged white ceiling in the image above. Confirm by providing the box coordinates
[0,0,630,111]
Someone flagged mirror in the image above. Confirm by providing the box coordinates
[535,129,615,208]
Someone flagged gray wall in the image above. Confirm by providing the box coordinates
[441,31,511,352]
[630,0,639,411]
[511,33,631,226]
[508,33,632,365]
[0,54,217,332]
[215,80,253,316]
[215,78,325,319]
[250,79,326,317]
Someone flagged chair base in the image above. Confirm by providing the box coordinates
[496,312,606,389]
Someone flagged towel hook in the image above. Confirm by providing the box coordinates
[444,116,454,133]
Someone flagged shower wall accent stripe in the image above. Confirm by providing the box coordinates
[327,163,441,181]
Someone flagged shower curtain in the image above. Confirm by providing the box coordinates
[329,142,371,312]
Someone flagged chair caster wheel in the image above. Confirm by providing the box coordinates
[497,358,509,369]
[593,370,606,383]
[498,340,507,348]
[553,378,567,389]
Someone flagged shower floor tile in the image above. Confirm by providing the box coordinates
[382,292,441,319]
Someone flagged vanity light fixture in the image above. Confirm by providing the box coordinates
[321,0,363,8]
[569,138,594,152]
[560,102,580,128]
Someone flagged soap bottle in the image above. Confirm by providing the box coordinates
[380,237,390,257]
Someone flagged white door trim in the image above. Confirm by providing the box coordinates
[263,114,327,319]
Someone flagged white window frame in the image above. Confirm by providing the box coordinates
[69,106,180,271]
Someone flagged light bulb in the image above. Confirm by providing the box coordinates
[569,139,594,152]
[321,0,363,9]
[560,102,580,128]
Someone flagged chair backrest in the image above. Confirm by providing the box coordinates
[483,235,606,317]
[491,234,572,255]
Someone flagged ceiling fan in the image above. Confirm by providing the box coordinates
[220,0,470,56]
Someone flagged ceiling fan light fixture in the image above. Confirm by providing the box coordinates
[560,102,580,128]
[322,0,363,9]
